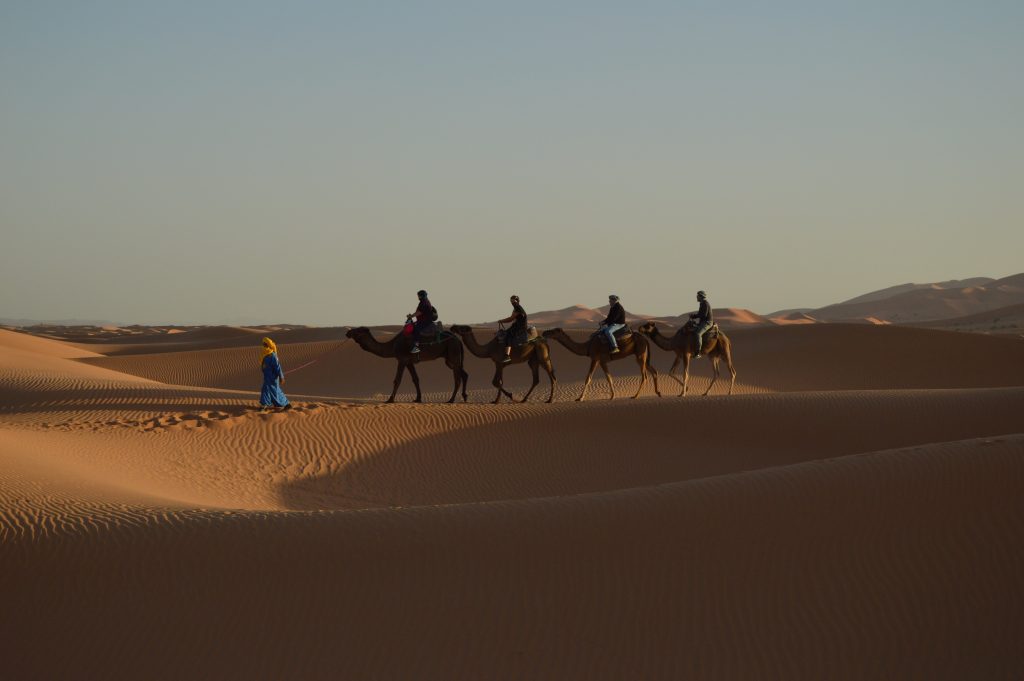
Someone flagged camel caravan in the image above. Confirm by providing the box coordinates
[342,290,736,404]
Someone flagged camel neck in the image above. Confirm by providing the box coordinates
[548,331,590,355]
[648,329,675,351]
[458,329,495,358]
[355,331,398,358]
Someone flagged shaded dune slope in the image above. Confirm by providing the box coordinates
[3,434,1022,679]
[77,324,1024,400]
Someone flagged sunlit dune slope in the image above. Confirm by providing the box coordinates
[76,323,1024,399]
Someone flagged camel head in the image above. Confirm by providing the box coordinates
[637,321,657,336]
[345,327,370,340]
[448,324,471,335]
[541,328,563,339]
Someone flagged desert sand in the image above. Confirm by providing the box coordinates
[2,322,1023,679]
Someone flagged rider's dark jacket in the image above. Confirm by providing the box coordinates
[509,303,527,334]
[694,299,712,326]
[603,302,626,326]
[414,298,433,332]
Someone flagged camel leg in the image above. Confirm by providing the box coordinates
[519,356,540,403]
[638,349,661,397]
[632,350,648,399]
[444,348,469,403]
[648,352,662,397]
[578,359,598,402]
[723,345,737,396]
[682,355,692,397]
[667,355,686,394]
[408,364,423,403]
[600,360,615,400]
[388,362,407,403]
[499,366,515,401]
[544,359,557,403]
[491,365,513,404]
[704,357,720,396]
[446,365,462,403]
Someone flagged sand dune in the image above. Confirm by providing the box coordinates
[770,310,818,324]
[836,276,996,306]
[2,322,1023,678]
[66,325,351,356]
[914,301,1024,335]
[0,328,104,359]
[0,329,157,388]
[72,323,1024,401]
[811,272,1024,323]
[522,304,656,327]
[2,404,1022,678]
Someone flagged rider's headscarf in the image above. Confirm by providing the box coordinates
[259,337,278,366]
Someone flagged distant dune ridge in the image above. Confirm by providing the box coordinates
[7,273,1023,335]
[485,272,1024,332]
[2,284,1024,678]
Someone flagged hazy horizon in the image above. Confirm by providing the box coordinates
[3,2,1022,326]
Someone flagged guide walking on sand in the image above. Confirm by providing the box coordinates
[259,337,292,411]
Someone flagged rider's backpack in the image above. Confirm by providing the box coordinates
[430,306,439,322]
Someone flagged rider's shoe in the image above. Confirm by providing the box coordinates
[501,356,512,363]
[693,353,701,359]
[411,344,421,354]
[610,347,620,354]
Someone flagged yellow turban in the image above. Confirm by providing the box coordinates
[259,337,278,366]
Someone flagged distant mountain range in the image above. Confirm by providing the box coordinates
[484,273,1024,334]
[6,273,1023,336]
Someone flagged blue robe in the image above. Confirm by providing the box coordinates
[260,352,290,407]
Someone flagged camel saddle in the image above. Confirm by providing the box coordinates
[678,321,719,353]
[416,322,449,344]
[695,323,720,353]
[591,324,633,347]
[498,325,539,348]
[683,320,719,339]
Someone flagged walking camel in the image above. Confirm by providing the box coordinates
[345,327,469,403]
[449,325,557,404]
[542,328,661,401]
[636,321,737,396]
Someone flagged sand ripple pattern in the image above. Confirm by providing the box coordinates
[3,325,1024,679]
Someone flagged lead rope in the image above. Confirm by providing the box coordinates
[283,337,352,376]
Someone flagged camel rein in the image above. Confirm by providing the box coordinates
[284,337,352,376]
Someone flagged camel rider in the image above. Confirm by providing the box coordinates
[410,289,434,354]
[600,294,626,354]
[496,295,527,364]
[689,290,713,358]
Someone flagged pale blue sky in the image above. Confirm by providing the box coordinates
[2,1,1022,325]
